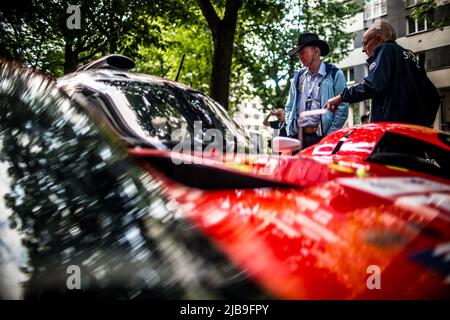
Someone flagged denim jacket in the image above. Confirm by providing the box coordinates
[285,62,349,138]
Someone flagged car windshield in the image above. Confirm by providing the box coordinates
[368,132,450,180]
[97,80,248,148]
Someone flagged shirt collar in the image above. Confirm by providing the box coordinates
[307,61,326,76]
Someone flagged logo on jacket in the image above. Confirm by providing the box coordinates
[369,62,377,70]
[403,50,420,69]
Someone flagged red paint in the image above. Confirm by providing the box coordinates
[130,123,450,299]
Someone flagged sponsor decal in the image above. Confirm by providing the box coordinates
[338,177,450,217]
[338,177,450,197]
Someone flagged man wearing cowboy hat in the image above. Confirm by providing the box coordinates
[285,32,348,149]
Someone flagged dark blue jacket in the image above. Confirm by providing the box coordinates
[341,41,439,126]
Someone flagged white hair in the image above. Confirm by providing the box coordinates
[368,20,397,41]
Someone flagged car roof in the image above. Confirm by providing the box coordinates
[58,68,196,93]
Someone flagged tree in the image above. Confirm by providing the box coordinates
[0,1,65,75]
[0,0,167,76]
[195,0,243,112]
[408,0,450,29]
[194,0,289,112]
[234,11,297,111]
[134,16,213,93]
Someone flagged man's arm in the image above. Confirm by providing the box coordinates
[344,45,394,102]
[263,111,279,128]
[327,69,349,134]
[327,44,394,107]
[340,82,373,104]
[263,112,272,126]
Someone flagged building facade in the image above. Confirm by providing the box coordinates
[337,0,450,131]
[233,97,272,137]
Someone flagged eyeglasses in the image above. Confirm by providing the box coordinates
[361,35,378,47]
[361,38,372,47]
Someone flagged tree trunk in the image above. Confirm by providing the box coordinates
[64,37,78,74]
[196,0,242,112]
[211,27,235,111]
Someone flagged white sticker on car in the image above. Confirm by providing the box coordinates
[396,193,450,213]
[337,177,450,197]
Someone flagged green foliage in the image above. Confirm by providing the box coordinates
[0,0,169,76]
[0,1,66,75]
[134,17,213,93]
[408,0,450,29]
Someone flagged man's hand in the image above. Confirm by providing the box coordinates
[264,110,277,126]
[325,95,342,113]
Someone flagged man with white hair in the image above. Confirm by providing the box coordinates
[325,20,440,127]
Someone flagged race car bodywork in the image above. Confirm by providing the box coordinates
[129,123,450,299]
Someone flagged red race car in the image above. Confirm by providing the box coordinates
[130,123,450,299]
[1,59,449,300]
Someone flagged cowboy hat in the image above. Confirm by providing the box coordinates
[288,32,330,56]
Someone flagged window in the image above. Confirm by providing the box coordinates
[364,0,387,20]
[407,16,428,34]
[98,80,189,143]
[253,114,259,120]
[95,80,248,147]
[343,68,355,84]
